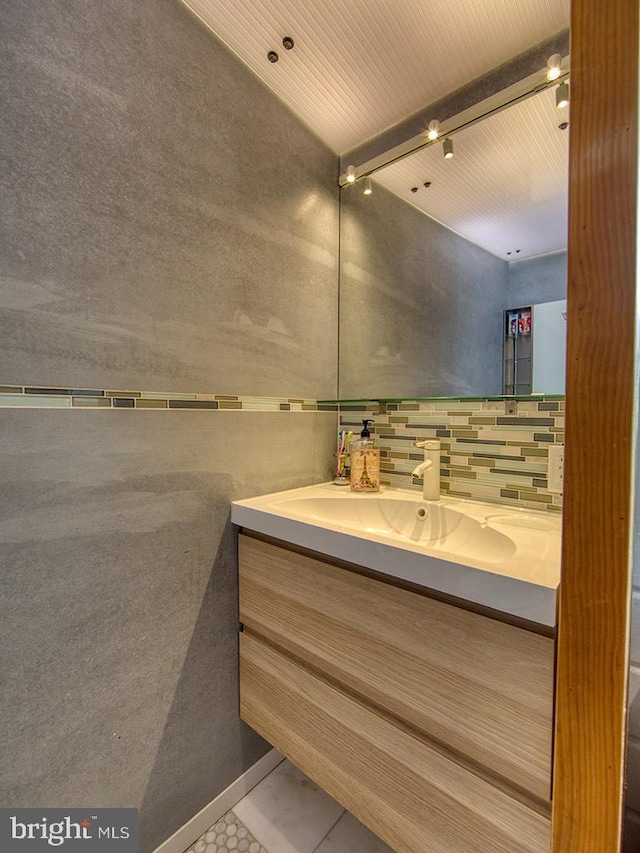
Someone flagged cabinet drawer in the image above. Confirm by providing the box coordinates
[239,534,554,800]
[240,632,550,853]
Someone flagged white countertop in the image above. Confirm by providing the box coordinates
[231,483,561,627]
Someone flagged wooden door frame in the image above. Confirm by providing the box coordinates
[552,1,638,850]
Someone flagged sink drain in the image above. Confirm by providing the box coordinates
[416,507,428,520]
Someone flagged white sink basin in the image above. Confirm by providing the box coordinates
[275,496,516,564]
[231,483,561,626]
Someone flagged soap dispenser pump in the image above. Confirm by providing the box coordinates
[350,419,380,492]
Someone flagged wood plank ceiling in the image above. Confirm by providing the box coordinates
[181,0,570,259]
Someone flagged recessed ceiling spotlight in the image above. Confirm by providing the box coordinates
[410,187,419,193]
[546,54,563,81]
[443,138,454,159]
[556,81,569,109]
[282,36,295,50]
[345,165,357,183]
[267,50,279,63]
[559,120,569,131]
[427,120,440,141]
[423,181,432,188]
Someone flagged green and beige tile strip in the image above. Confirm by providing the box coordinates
[338,397,564,513]
[0,385,338,412]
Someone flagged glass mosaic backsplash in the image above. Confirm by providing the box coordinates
[338,397,564,512]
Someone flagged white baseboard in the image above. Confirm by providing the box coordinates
[152,749,284,853]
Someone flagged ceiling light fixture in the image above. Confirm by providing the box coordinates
[546,54,563,81]
[443,138,454,159]
[362,177,372,195]
[427,120,440,141]
[345,165,357,183]
[555,81,569,109]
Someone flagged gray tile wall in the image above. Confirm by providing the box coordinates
[338,182,509,399]
[507,251,567,309]
[0,2,339,851]
[0,411,336,852]
[0,0,339,398]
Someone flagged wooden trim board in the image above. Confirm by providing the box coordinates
[552,1,639,850]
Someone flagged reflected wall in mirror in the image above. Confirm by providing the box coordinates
[339,83,568,399]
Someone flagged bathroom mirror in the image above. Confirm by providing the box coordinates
[338,82,569,399]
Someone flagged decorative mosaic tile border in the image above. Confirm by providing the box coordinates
[0,384,338,412]
[338,397,564,512]
[183,810,268,853]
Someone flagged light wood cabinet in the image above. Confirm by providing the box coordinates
[238,532,554,853]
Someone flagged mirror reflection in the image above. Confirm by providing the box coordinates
[338,84,568,399]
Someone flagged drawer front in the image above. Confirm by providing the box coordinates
[239,534,554,800]
[240,632,551,853]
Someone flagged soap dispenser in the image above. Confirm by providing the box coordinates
[350,419,380,492]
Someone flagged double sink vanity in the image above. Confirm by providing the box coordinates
[231,483,561,853]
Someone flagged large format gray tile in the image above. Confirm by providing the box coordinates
[339,180,507,399]
[233,761,344,853]
[0,0,338,399]
[1,1,339,851]
[0,410,335,852]
[315,811,394,853]
[508,250,567,307]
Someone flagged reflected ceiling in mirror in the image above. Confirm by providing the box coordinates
[372,86,569,260]
[338,82,569,400]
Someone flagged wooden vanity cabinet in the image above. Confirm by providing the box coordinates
[238,532,555,853]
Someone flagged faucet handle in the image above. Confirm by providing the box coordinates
[414,439,441,450]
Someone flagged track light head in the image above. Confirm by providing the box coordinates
[546,54,562,81]
[443,137,454,159]
[555,81,569,109]
[427,120,440,141]
[345,165,357,183]
[362,177,372,195]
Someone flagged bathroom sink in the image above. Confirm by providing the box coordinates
[483,512,556,531]
[231,483,562,626]
[275,496,516,564]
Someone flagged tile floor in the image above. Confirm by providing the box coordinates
[183,759,394,853]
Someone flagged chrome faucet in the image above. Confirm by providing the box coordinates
[412,439,441,501]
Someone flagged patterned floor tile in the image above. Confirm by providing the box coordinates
[183,810,268,853]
